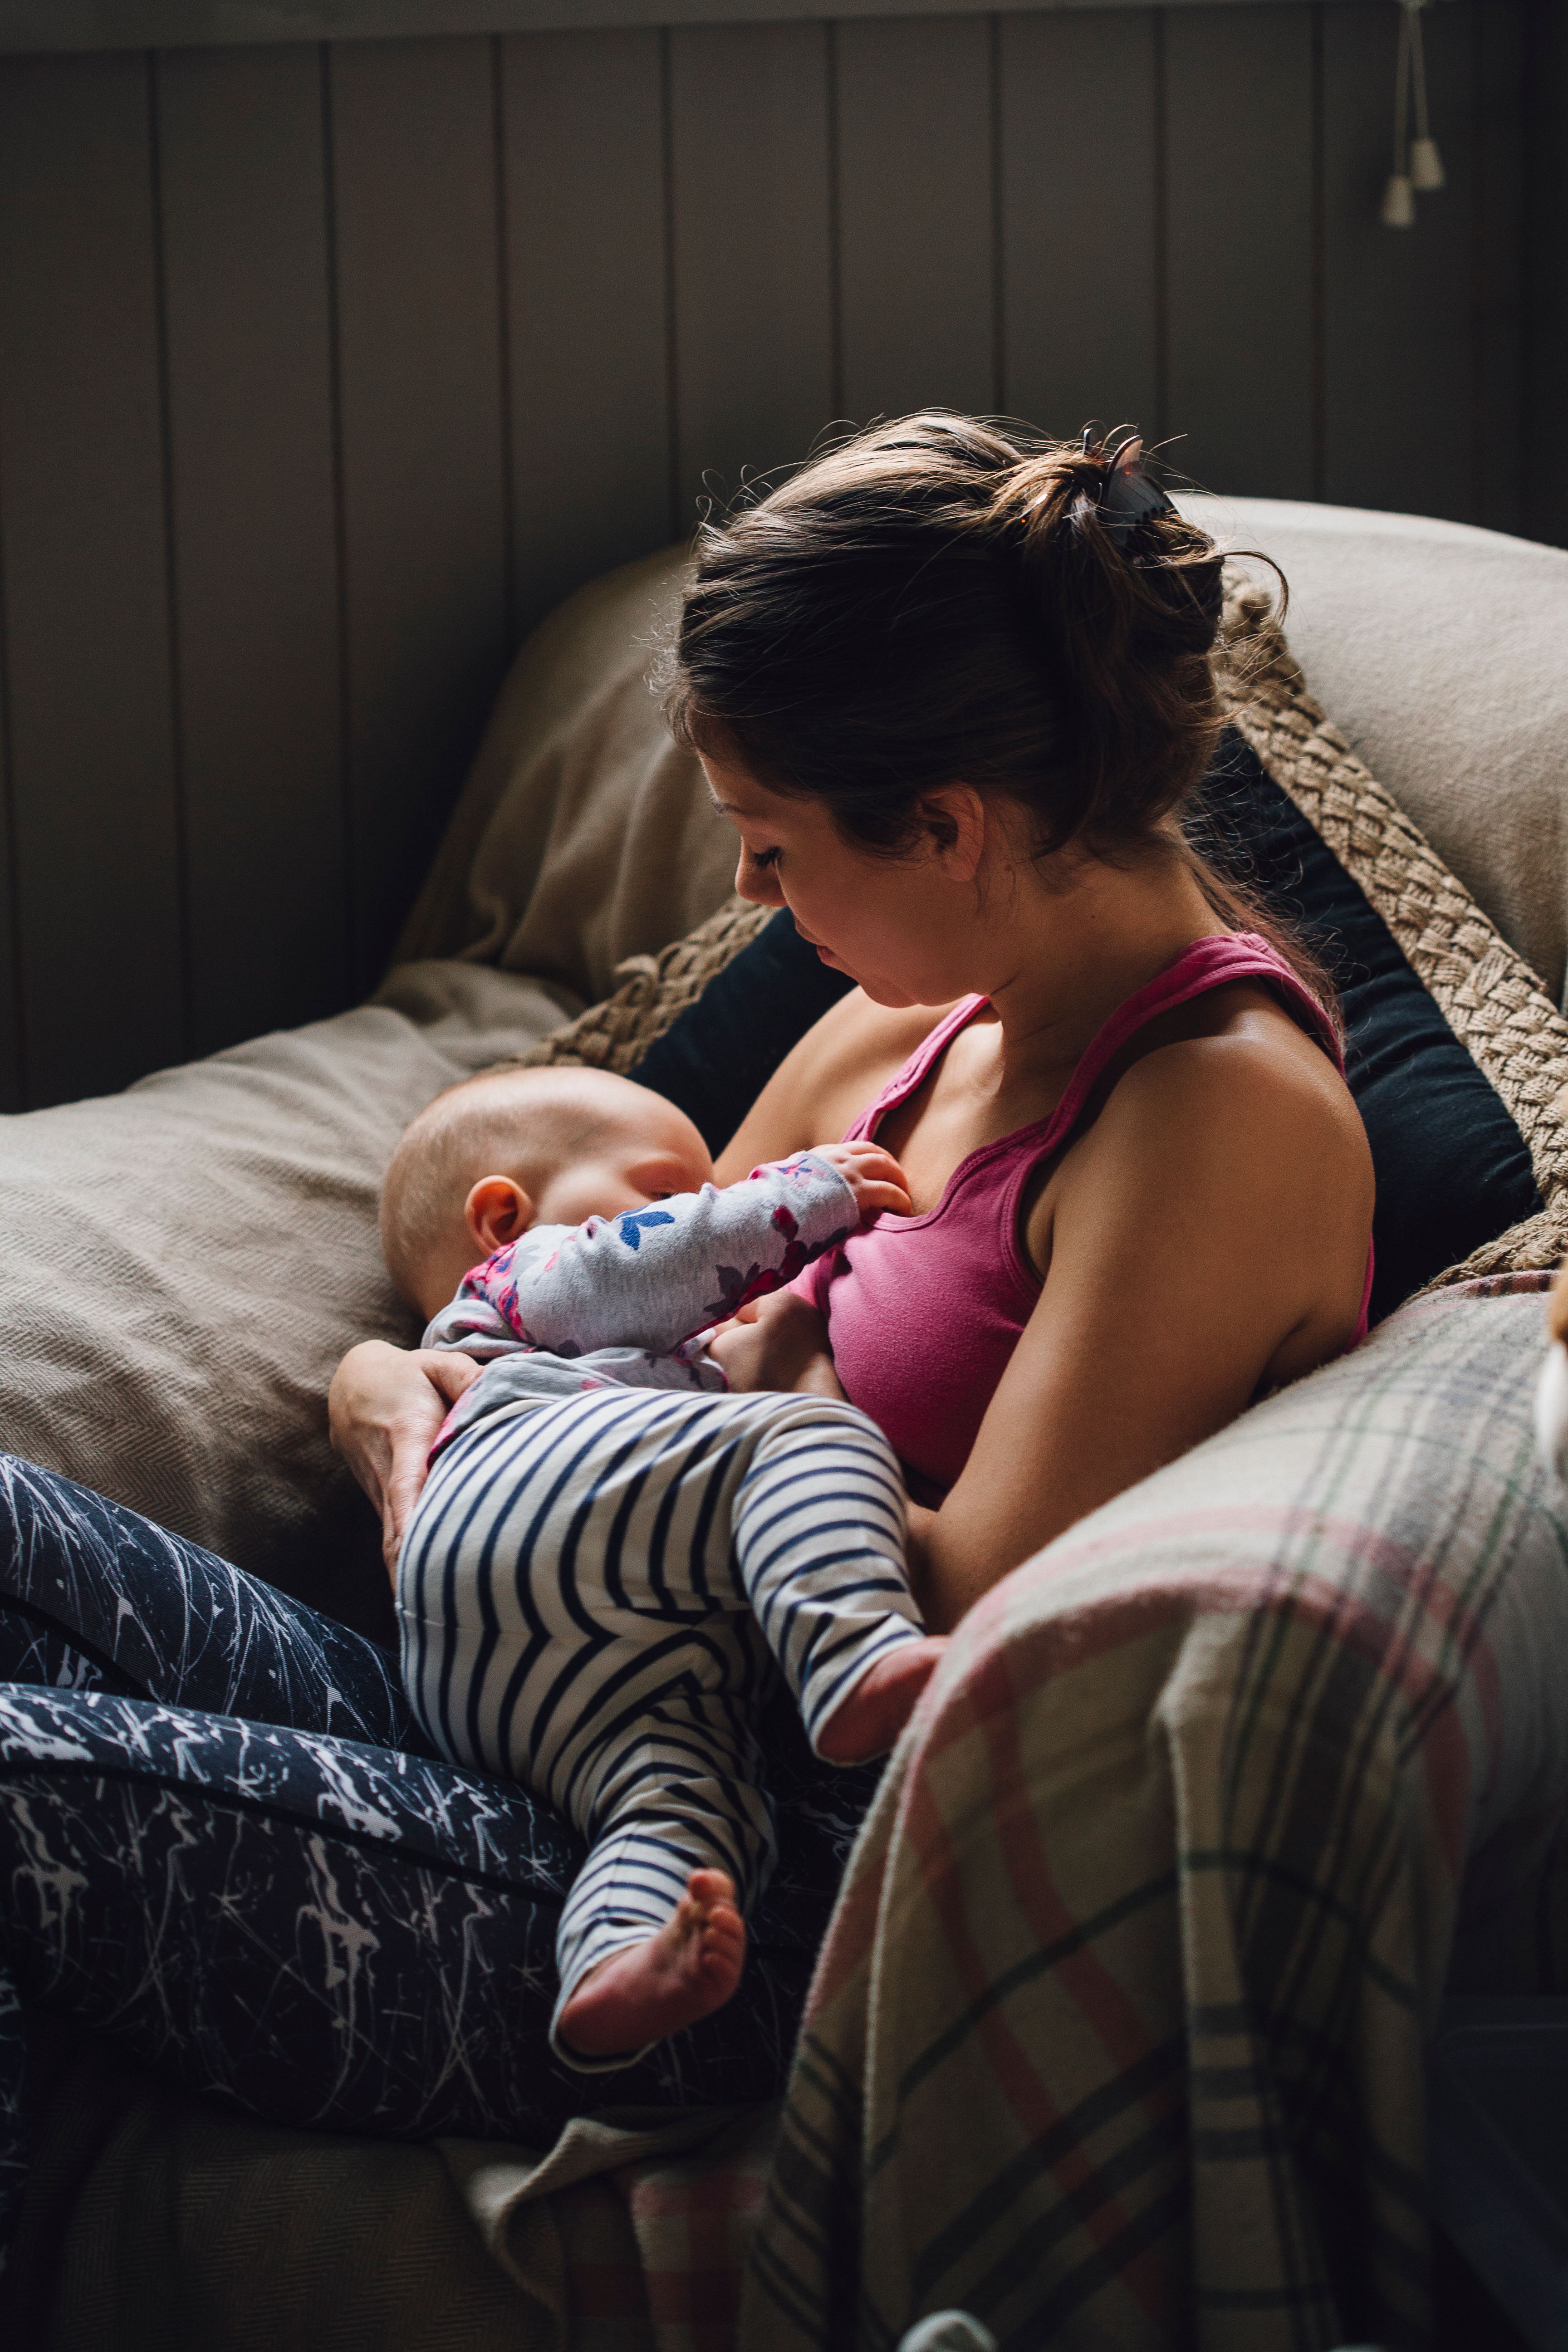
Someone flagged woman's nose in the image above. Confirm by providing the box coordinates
[735,849,785,907]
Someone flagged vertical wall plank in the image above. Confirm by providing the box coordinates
[502,28,671,637]
[0,54,184,1109]
[835,15,995,423]
[1524,0,1568,548]
[1322,0,1480,524]
[669,21,833,521]
[1000,9,1159,441]
[330,34,509,993]
[157,44,348,1056]
[1165,5,1316,498]
[1472,0,1526,536]
[0,645,20,1111]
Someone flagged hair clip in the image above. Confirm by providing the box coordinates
[1085,429,1176,547]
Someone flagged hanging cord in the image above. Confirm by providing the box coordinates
[1382,0,1446,226]
[1407,0,1446,190]
[1381,1,1416,225]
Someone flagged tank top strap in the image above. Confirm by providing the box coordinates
[1036,931,1344,1161]
[846,993,990,1144]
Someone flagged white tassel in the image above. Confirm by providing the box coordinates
[1409,136,1446,191]
[1406,1,1446,188]
[1383,0,1444,222]
[1381,172,1416,227]
[1382,2,1416,227]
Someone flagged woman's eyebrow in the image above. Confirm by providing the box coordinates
[706,789,741,815]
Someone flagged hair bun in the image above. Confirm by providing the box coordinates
[666,408,1251,870]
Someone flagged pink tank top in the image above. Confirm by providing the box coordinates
[794,932,1373,1502]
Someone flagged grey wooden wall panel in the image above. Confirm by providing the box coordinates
[1165,4,1316,498]
[1322,2,1480,524]
[834,15,997,422]
[0,642,20,1111]
[1524,0,1568,551]
[156,43,350,1056]
[329,33,510,994]
[999,8,1158,440]
[0,0,1400,49]
[502,27,674,634]
[668,20,833,520]
[0,54,186,1109]
[0,10,1542,1107]
[1473,0,1525,535]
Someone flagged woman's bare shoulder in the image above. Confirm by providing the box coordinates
[715,989,956,1179]
[1046,996,1373,1351]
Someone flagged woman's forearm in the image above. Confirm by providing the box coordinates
[902,1499,1046,1635]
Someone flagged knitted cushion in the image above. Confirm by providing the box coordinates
[1217,583,1568,1289]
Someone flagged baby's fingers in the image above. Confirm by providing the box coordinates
[854,1177,913,1216]
[847,1141,909,1182]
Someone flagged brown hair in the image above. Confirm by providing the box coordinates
[662,411,1335,1019]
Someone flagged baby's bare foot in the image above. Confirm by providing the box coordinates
[815,1635,949,1764]
[556,1869,745,2059]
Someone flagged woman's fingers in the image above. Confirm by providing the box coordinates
[421,1349,483,1404]
[708,1291,841,1397]
[328,1343,477,1576]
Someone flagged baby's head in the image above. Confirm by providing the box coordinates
[381,1065,714,1320]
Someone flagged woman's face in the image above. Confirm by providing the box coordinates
[700,749,980,1009]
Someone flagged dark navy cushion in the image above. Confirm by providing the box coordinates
[630,725,1542,1324]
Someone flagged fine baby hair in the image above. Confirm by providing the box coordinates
[379,1064,711,1316]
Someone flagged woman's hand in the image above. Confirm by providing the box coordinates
[707,1290,846,1400]
[328,1341,482,1578]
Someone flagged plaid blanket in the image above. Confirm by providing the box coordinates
[727,1280,1568,2352]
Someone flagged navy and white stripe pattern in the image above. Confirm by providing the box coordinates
[398,1384,922,2062]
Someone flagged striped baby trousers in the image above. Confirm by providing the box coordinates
[397,1383,924,2063]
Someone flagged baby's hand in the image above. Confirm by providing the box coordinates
[809,1141,912,1220]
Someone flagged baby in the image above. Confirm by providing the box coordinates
[381,1064,946,2069]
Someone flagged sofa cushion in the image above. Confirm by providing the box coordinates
[390,549,736,1010]
[0,966,576,1631]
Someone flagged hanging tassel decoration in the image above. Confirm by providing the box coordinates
[1382,0,1444,225]
[1406,0,1446,190]
[1381,0,1416,226]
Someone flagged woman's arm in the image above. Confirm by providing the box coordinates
[328,1342,482,1576]
[911,1032,1373,1631]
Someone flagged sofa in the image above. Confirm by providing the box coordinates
[2,496,1568,2351]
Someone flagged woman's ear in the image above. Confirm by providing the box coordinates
[464,1176,534,1259]
[916,785,987,881]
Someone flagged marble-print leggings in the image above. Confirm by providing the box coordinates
[0,1455,873,2264]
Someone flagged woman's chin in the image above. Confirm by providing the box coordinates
[855,974,925,1009]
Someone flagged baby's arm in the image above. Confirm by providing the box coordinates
[461,1145,906,1359]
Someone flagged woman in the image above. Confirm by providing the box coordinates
[0,416,1370,2251]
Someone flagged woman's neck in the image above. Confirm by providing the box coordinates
[974,849,1226,1085]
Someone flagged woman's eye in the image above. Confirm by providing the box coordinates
[751,846,782,871]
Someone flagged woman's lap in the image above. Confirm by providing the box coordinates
[0,1453,425,1745]
[0,1455,859,2252]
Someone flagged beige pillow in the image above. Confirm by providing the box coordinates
[0,970,573,1626]
[392,548,737,1009]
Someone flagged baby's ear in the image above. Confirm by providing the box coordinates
[465,1176,534,1258]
